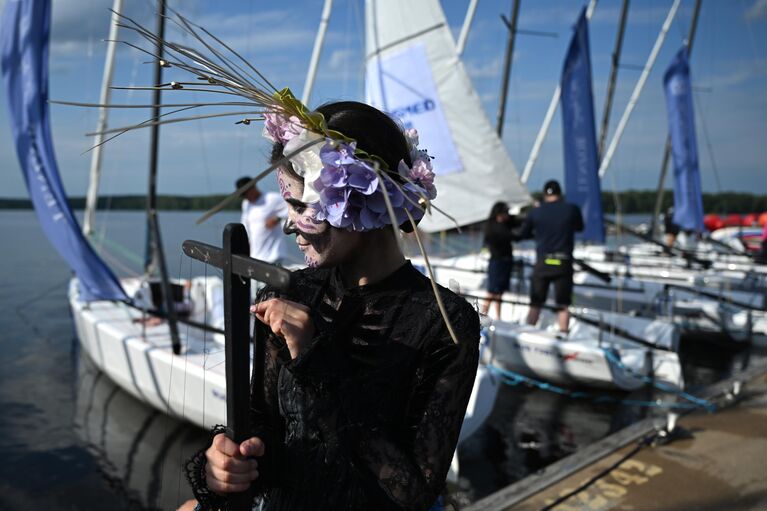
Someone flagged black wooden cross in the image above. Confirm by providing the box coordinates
[183,223,292,510]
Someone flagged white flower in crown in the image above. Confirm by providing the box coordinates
[283,129,324,204]
[404,128,419,148]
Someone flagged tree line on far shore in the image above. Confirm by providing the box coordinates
[2,190,767,215]
[530,190,767,214]
[0,195,238,212]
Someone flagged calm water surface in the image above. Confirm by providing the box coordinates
[0,210,761,509]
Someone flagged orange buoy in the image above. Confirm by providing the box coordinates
[759,212,767,226]
[704,214,722,231]
[724,214,742,227]
[742,213,758,226]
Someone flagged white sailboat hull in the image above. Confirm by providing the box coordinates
[484,322,683,392]
[69,277,229,430]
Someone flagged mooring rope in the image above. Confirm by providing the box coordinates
[600,349,716,411]
[486,340,717,412]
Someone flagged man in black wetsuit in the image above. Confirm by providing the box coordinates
[517,180,584,335]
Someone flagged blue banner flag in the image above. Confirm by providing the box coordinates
[2,0,127,301]
[664,47,704,233]
[560,7,604,243]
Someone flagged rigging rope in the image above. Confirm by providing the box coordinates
[692,88,723,192]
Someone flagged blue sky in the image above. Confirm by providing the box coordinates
[1,0,766,200]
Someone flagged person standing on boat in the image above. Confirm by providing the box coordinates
[663,206,680,247]
[517,179,583,335]
[481,201,517,319]
[237,177,289,266]
[185,101,480,511]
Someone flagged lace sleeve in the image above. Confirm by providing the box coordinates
[352,301,480,509]
[184,425,229,511]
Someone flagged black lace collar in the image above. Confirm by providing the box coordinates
[329,260,417,298]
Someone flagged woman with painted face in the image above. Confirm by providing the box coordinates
[185,101,480,511]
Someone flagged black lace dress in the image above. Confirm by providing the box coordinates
[188,261,480,510]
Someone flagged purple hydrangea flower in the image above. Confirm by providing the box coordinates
[308,137,436,232]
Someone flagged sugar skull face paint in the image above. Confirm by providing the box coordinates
[277,169,360,268]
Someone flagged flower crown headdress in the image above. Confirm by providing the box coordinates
[261,90,437,231]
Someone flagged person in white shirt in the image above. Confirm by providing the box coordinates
[237,177,289,265]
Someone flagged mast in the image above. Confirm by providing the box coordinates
[520,0,598,184]
[650,0,703,238]
[495,0,521,137]
[597,0,629,158]
[598,0,681,178]
[302,0,333,106]
[146,0,181,354]
[83,0,123,236]
[455,0,479,57]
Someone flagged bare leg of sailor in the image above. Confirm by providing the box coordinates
[526,306,541,326]
[481,297,491,315]
[482,294,501,319]
[558,308,570,335]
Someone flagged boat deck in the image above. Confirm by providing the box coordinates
[465,368,767,511]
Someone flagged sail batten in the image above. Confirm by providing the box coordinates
[365,0,530,232]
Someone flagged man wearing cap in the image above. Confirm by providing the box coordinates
[516,179,584,335]
[237,177,289,266]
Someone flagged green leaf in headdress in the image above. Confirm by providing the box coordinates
[272,87,355,145]
[271,88,390,170]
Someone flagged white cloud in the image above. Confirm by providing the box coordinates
[328,48,358,72]
[466,56,501,79]
[745,0,767,20]
[589,4,675,26]
[701,59,767,89]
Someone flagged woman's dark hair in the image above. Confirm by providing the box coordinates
[488,201,509,221]
[270,101,411,174]
[484,201,509,237]
[271,101,416,231]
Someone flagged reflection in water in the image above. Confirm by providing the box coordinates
[457,385,637,500]
[679,336,753,388]
[74,352,207,510]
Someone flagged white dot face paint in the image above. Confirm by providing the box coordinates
[277,169,360,268]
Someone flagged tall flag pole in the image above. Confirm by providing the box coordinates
[1,0,127,302]
[560,7,604,243]
[664,48,704,233]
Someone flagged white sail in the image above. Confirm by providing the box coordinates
[365,0,530,232]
